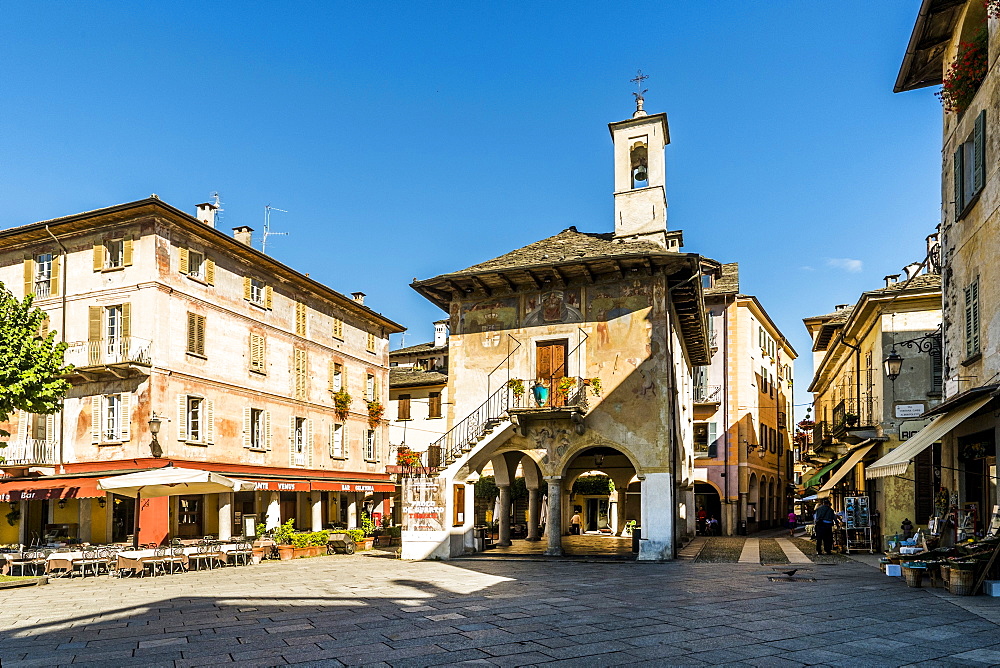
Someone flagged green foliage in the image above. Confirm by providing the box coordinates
[274,519,296,545]
[0,284,72,452]
[360,512,376,537]
[572,475,613,496]
[474,475,528,500]
[387,525,401,538]
[290,532,310,548]
[346,529,365,543]
[309,530,329,546]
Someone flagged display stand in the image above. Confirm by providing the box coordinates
[844,495,876,554]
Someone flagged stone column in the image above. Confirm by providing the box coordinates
[310,491,323,531]
[18,500,28,546]
[615,489,629,536]
[347,495,358,529]
[218,493,233,540]
[544,477,563,556]
[639,472,674,561]
[79,498,93,543]
[265,491,280,530]
[526,487,541,541]
[497,484,512,547]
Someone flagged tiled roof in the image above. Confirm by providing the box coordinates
[448,227,665,276]
[705,262,738,295]
[389,368,448,388]
[390,341,447,356]
[866,273,941,295]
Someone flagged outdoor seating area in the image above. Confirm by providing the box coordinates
[0,536,272,579]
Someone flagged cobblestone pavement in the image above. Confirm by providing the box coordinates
[2,552,1000,667]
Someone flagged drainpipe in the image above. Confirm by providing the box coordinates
[722,296,731,526]
[44,225,68,474]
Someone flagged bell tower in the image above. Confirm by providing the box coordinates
[610,72,671,247]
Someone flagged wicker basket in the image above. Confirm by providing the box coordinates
[940,565,951,592]
[950,567,977,596]
[927,564,943,588]
[903,565,925,588]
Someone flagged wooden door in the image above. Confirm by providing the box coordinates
[177,495,203,538]
[536,340,568,406]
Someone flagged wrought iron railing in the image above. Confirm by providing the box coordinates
[64,337,152,367]
[832,397,879,433]
[1,439,55,466]
[694,385,722,403]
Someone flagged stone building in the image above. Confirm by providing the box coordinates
[0,197,403,546]
[400,97,712,560]
[887,0,1000,538]
[387,321,450,459]
[694,263,797,536]
[803,262,942,542]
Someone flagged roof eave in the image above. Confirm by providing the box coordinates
[894,0,964,93]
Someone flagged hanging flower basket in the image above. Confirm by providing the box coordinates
[557,376,577,397]
[367,400,385,429]
[396,445,422,468]
[937,27,988,114]
[333,390,353,421]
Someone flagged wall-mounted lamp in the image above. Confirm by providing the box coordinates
[8,501,17,511]
[97,497,107,509]
[883,349,903,381]
[594,453,605,467]
[57,498,67,510]
[149,412,163,458]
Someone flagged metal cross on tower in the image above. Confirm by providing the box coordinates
[630,69,649,101]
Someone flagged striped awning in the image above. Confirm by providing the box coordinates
[803,457,846,489]
[818,441,876,495]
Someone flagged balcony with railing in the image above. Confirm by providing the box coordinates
[63,337,152,380]
[1,439,55,467]
[831,396,880,442]
[694,384,722,404]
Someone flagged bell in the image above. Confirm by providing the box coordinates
[634,164,648,182]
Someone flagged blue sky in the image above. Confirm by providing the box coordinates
[1,3,941,404]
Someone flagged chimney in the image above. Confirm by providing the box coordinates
[902,262,922,280]
[884,274,900,288]
[232,226,253,246]
[195,202,218,228]
[351,292,366,305]
[835,304,850,311]
[434,319,449,348]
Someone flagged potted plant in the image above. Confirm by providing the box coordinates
[367,400,385,429]
[396,445,422,469]
[508,378,525,405]
[531,380,549,407]
[584,377,602,397]
[346,528,367,550]
[290,531,312,558]
[557,376,576,399]
[333,389,353,421]
[843,413,859,427]
[359,513,377,550]
[274,519,296,560]
[937,26,988,114]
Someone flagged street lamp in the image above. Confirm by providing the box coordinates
[148,413,163,458]
[884,349,904,381]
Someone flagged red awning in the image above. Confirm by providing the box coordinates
[311,480,396,493]
[0,478,106,501]
[243,479,311,493]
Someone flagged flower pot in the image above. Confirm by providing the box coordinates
[251,548,265,565]
[359,538,374,551]
[532,385,549,407]
[292,547,311,559]
[277,545,295,561]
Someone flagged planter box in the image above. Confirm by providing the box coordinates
[359,538,375,551]
[277,546,295,561]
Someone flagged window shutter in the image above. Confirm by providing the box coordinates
[179,247,189,274]
[205,258,215,285]
[45,414,55,444]
[187,313,197,354]
[971,280,980,354]
[23,257,35,299]
[328,359,336,391]
[296,302,306,336]
[399,394,411,421]
[966,283,975,356]
[265,410,272,450]
[328,422,334,458]
[974,110,986,194]
[177,394,188,441]
[306,420,314,467]
[50,255,60,297]
[243,407,251,448]
[289,415,297,466]
[206,399,215,444]
[91,397,101,443]
[243,275,252,300]
[88,306,102,342]
[123,236,134,266]
[93,243,104,271]
[265,285,273,309]
[119,394,131,441]
[121,303,131,338]
[954,146,965,220]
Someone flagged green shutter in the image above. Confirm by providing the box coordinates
[974,110,986,194]
[954,146,965,220]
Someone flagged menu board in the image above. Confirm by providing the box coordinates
[845,496,870,529]
[401,477,446,532]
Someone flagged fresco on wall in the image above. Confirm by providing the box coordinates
[588,280,652,346]
[460,297,518,347]
[524,289,583,326]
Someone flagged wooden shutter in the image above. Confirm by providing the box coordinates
[914,448,934,524]
[264,285,273,309]
[328,422,335,458]
[294,349,308,400]
[91,397,101,443]
[243,275,252,300]
[973,110,986,194]
[966,281,980,356]
[306,420,314,467]
[88,306,102,341]
[328,359,336,391]
[264,410,272,450]
[954,146,965,220]
[50,255,60,297]
[243,407,252,448]
[398,394,411,421]
[121,303,131,338]
[23,257,35,298]
[187,313,197,354]
[205,399,215,444]
[179,247,189,274]
[289,415,297,466]
[205,258,215,285]
[333,317,343,339]
[93,242,104,271]
[122,236,134,266]
[196,315,206,356]
[454,484,465,527]
[296,302,306,336]
[429,392,442,419]
[177,395,188,441]
[45,414,55,444]
[119,394,131,441]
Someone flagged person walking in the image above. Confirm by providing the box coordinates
[814,498,838,555]
[570,510,582,535]
[787,510,798,537]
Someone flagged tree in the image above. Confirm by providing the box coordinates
[0,284,72,457]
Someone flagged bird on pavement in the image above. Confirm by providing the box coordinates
[780,569,798,577]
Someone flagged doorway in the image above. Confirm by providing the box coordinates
[695,483,722,535]
[112,495,135,543]
[280,492,297,526]
[536,340,568,407]
[177,495,203,538]
[585,497,610,532]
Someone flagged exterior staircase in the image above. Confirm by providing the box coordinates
[421,385,514,473]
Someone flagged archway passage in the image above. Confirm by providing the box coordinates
[694,483,721,535]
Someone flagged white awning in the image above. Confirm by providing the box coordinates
[866,395,993,479]
[818,441,876,494]
[97,466,255,498]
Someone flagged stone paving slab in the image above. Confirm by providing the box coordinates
[739,537,761,563]
[0,552,998,666]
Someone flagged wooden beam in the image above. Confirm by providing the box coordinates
[640,257,654,276]
[473,275,493,296]
[580,263,596,284]
[523,270,542,291]
[446,279,467,297]
[612,260,624,280]
[551,266,567,288]
[497,272,517,293]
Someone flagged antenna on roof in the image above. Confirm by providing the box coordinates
[211,192,223,223]
[262,204,288,254]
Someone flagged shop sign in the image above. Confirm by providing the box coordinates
[895,403,925,419]
[402,477,446,532]
[899,418,932,441]
[339,484,375,492]
[252,481,307,492]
